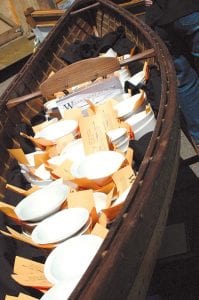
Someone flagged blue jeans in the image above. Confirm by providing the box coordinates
[156,12,199,144]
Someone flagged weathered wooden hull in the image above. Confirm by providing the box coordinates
[0,1,180,299]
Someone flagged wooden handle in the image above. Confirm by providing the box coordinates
[120,48,155,67]
[40,48,155,97]
[6,90,42,110]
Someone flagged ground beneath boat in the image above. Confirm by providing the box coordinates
[0,61,199,300]
[148,133,199,300]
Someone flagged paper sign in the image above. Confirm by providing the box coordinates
[91,223,108,239]
[52,159,74,181]
[112,165,136,195]
[62,107,82,121]
[55,133,75,154]
[13,256,52,289]
[34,152,49,168]
[0,201,19,220]
[125,147,134,166]
[67,189,95,213]
[119,121,134,140]
[8,148,28,165]
[143,61,149,81]
[146,103,152,113]
[13,256,44,275]
[12,274,52,289]
[95,100,119,131]
[5,296,18,300]
[56,76,123,111]
[71,177,102,190]
[102,202,124,221]
[98,212,108,228]
[18,293,39,300]
[79,114,109,154]
[96,181,116,194]
[107,187,115,207]
[46,144,59,157]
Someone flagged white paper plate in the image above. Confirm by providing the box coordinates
[40,279,79,300]
[15,181,68,222]
[31,207,89,244]
[35,119,78,140]
[44,234,103,284]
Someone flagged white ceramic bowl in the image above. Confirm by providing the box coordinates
[25,150,45,167]
[114,92,146,120]
[115,68,131,87]
[128,70,146,86]
[47,139,86,166]
[115,137,129,153]
[106,127,128,145]
[125,107,154,131]
[21,220,40,237]
[20,164,53,187]
[44,99,58,111]
[15,181,68,222]
[60,138,86,163]
[133,114,157,140]
[44,234,103,284]
[112,185,131,207]
[70,151,125,185]
[104,48,117,57]
[34,163,51,181]
[40,280,79,300]
[35,119,78,140]
[31,207,89,244]
[93,192,107,214]
[112,93,130,102]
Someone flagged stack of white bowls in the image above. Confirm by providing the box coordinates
[125,105,156,140]
[106,127,129,153]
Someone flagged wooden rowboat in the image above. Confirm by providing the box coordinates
[0,0,180,299]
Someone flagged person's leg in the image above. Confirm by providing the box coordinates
[174,54,199,145]
[172,12,199,145]
[154,23,199,145]
[173,12,199,74]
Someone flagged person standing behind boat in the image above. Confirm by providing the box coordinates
[144,0,199,152]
